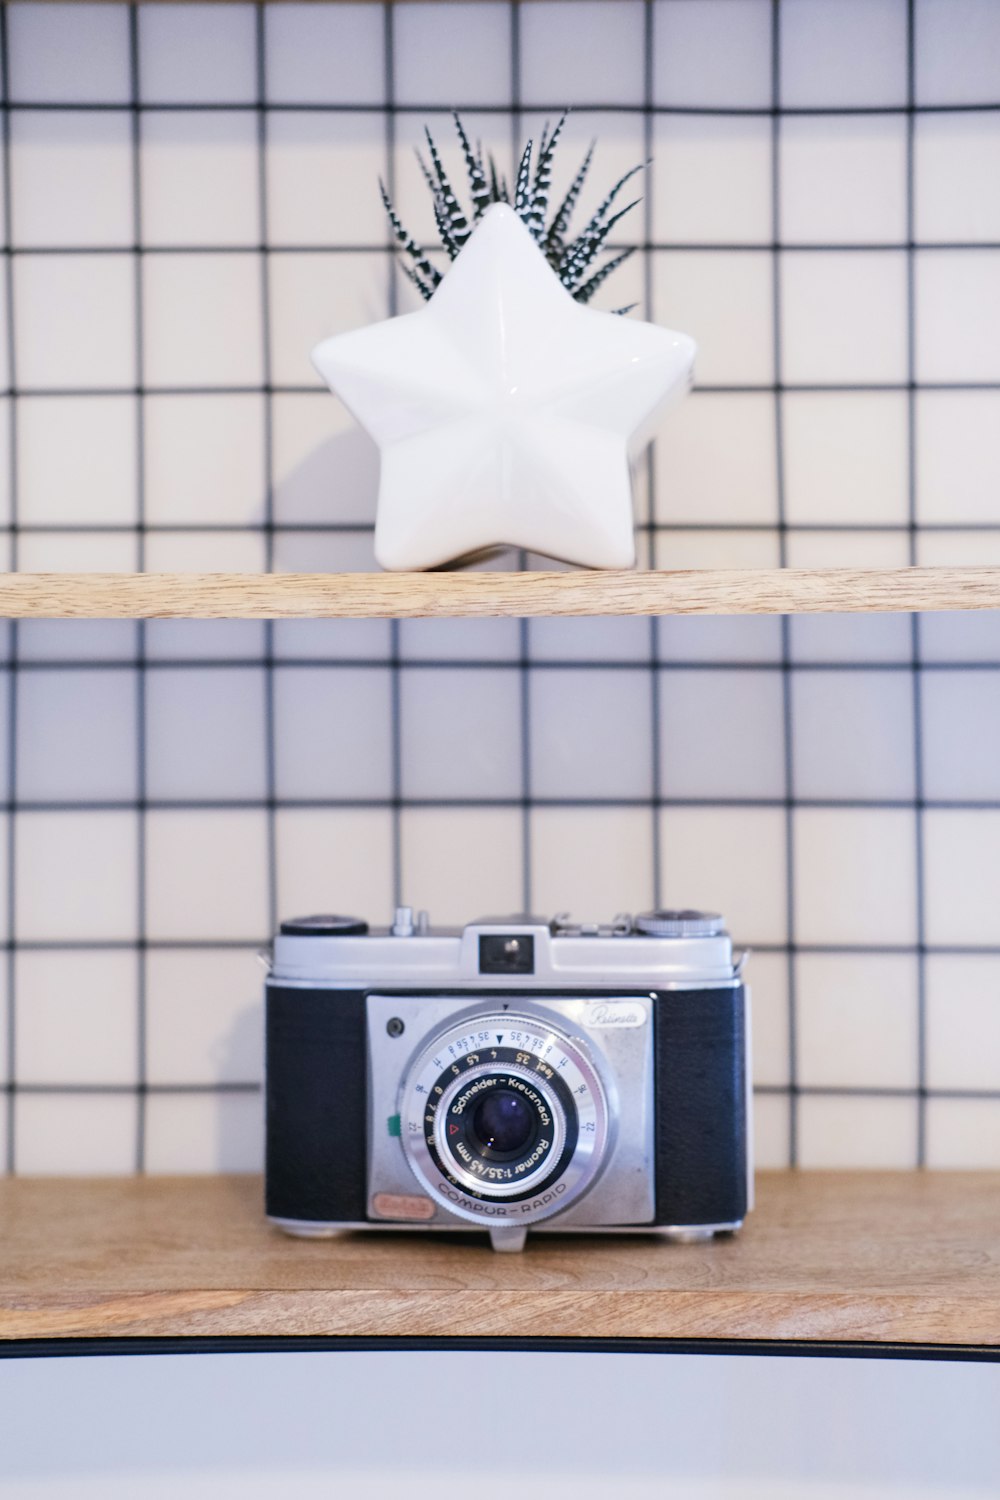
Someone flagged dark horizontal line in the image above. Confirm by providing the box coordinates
[0,938,996,956]
[755,1084,1000,1101]
[2,241,998,257]
[2,1082,998,1103]
[0,795,996,812]
[4,99,1000,118]
[749,942,1000,956]
[0,938,267,952]
[5,1336,999,1365]
[5,243,393,258]
[6,656,1000,674]
[1,520,1000,539]
[0,385,323,399]
[696,381,1000,394]
[2,1081,261,1096]
[3,380,999,400]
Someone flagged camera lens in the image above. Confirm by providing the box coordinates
[400,1012,610,1222]
[472,1089,536,1158]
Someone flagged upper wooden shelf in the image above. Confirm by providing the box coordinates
[0,567,999,620]
[3,1171,1000,1346]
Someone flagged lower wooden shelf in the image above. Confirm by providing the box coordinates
[2,1171,999,1346]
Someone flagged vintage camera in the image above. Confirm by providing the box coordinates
[265,908,752,1253]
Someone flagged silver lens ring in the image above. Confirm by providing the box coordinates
[399,1010,611,1229]
[433,1060,568,1199]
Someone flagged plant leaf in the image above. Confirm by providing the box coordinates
[424,126,471,250]
[379,179,443,291]
[513,139,534,221]
[487,152,509,205]
[558,198,640,291]
[531,110,567,236]
[571,160,648,250]
[401,262,436,302]
[573,245,636,305]
[544,139,594,253]
[430,189,461,258]
[452,111,491,220]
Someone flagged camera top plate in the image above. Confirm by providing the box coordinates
[269,911,742,990]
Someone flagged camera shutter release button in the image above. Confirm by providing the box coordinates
[634,910,724,938]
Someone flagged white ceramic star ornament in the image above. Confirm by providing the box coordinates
[312,204,696,570]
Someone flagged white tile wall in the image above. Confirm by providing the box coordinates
[143,254,265,389]
[138,5,258,106]
[8,4,131,105]
[16,950,138,1087]
[779,0,908,109]
[3,0,1000,1178]
[10,111,134,248]
[780,253,909,386]
[653,116,772,245]
[141,111,260,247]
[652,0,772,110]
[264,4,386,108]
[15,254,137,390]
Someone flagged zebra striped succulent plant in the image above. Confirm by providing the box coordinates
[380,112,644,314]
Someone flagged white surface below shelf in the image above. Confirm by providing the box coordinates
[2,1348,998,1498]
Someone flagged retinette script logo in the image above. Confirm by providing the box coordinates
[589,1003,646,1029]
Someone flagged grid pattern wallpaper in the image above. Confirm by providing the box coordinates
[2,0,1000,1177]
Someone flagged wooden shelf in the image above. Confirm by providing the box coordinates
[0,567,999,620]
[2,1172,999,1345]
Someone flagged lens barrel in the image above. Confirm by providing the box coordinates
[432,1058,572,1200]
[472,1089,536,1157]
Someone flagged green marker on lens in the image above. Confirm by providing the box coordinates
[387,1114,401,1137]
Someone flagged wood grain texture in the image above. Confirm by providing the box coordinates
[2,1172,1000,1344]
[0,567,999,620]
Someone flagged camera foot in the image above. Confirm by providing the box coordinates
[489,1227,528,1253]
[661,1227,716,1244]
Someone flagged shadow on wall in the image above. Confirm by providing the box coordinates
[211,986,265,1173]
[274,421,380,531]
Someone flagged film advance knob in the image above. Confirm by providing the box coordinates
[633,910,724,938]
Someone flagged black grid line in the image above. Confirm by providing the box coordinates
[5,98,1000,118]
[2,937,999,957]
[7,378,1000,398]
[510,0,535,916]
[255,7,280,1018]
[4,238,1000,254]
[770,0,800,1166]
[0,795,997,813]
[2,0,1000,1176]
[11,656,1000,675]
[644,0,663,909]
[128,3,149,1173]
[0,1,15,1173]
[905,0,929,1169]
[384,0,405,912]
